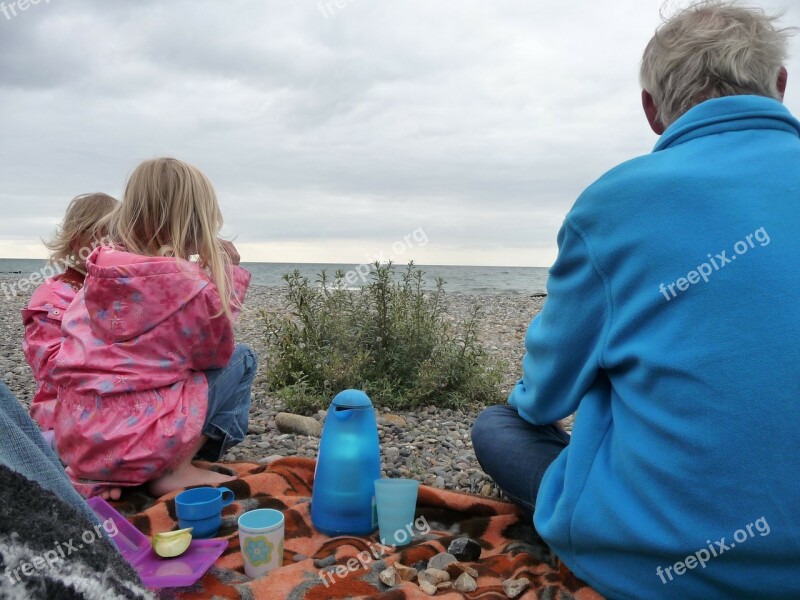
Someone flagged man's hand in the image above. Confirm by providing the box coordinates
[220,240,241,265]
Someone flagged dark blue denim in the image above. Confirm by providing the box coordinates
[199,344,257,461]
[471,404,570,521]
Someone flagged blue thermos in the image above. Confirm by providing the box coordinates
[311,389,381,536]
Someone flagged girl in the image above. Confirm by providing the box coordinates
[52,158,257,499]
[22,193,118,434]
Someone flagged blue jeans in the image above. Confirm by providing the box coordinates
[0,379,99,525]
[471,404,570,521]
[198,344,257,461]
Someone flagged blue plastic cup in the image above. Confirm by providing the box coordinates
[374,479,419,546]
[175,487,235,538]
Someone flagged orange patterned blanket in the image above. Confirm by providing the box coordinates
[114,458,603,599]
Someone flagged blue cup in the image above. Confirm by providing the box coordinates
[175,486,235,538]
[374,479,419,547]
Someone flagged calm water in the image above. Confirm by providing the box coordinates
[0,259,549,296]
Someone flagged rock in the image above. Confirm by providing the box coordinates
[379,566,401,587]
[453,572,477,593]
[258,454,284,465]
[419,580,438,596]
[248,424,266,435]
[428,552,458,571]
[394,563,418,581]
[419,567,450,585]
[292,553,307,562]
[275,412,322,437]
[436,581,453,590]
[445,562,479,579]
[447,537,482,562]
[503,577,531,598]
[382,414,407,427]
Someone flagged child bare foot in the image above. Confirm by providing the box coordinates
[99,487,122,501]
[148,464,234,498]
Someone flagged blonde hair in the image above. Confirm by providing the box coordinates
[45,193,118,271]
[101,157,237,318]
[640,1,793,128]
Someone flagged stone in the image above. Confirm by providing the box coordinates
[503,577,531,598]
[379,566,401,587]
[292,553,307,562]
[382,414,407,427]
[419,567,450,585]
[394,563,418,582]
[447,537,482,562]
[258,454,284,465]
[445,561,479,579]
[428,552,458,571]
[453,572,477,593]
[436,581,453,590]
[419,581,438,596]
[275,412,322,437]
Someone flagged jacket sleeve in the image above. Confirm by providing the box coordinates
[187,266,251,372]
[21,306,64,387]
[508,219,609,425]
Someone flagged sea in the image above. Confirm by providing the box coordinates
[0,259,549,296]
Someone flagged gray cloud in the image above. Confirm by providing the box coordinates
[1,0,798,264]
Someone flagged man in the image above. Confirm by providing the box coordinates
[472,2,800,598]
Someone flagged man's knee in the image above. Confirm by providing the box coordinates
[471,405,516,457]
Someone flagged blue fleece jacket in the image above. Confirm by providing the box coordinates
[512,96,800,600]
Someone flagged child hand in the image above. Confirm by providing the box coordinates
[219,240,241,265]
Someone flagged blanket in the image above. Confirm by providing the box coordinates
[115,458,604,599]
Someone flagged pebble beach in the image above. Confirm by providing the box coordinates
[0,275,552,500]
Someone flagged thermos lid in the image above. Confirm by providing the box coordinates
[331,389,373,408]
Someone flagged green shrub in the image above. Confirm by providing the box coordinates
[262,262,505,413]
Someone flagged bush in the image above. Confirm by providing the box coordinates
[262,262,505,414]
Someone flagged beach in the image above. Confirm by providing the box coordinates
[0,276,549,499]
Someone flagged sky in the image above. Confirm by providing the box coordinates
[1,0,799,267]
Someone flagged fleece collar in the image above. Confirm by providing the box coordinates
[654,95,800,152]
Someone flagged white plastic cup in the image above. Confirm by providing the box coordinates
[238,509,285,578]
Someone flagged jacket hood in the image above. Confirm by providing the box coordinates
[83,247,211,342]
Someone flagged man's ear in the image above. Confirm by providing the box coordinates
[777,66,788,101]
[642,90,665,135]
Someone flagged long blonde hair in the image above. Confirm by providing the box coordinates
[101,157,237,318]
[45,193,118,272]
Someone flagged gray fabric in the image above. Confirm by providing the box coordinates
[0,379,99,525]
[0,463,153,599]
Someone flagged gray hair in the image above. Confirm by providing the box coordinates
[640,1,793,128]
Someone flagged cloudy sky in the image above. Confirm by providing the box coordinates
[1,0,799,267]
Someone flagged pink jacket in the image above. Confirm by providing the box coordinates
[22,268,86,431]
[52,247,250,497]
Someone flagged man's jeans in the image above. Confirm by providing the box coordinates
[471,404,570,521]
[0,379,99,524]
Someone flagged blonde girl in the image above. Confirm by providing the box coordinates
[52,158,256,499]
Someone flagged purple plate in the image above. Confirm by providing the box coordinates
[87,496,228,589]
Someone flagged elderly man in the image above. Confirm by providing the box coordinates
[472,2,800,598]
